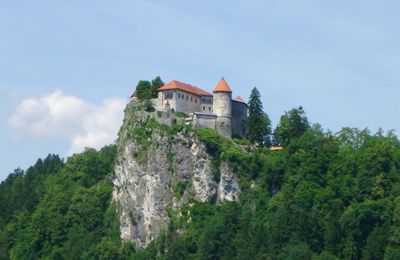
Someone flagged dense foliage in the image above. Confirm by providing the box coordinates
[133,76,164,100]
[2,103,400,259]
[0,146,129,259]
[146,126,400,260]
[273,106,310,146]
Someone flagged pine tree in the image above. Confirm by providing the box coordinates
[247,87,272,147]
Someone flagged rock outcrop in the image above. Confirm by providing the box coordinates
[112,105,240,249]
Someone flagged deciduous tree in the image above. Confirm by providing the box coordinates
[273,106,310,146]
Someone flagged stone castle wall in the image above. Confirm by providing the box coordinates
[192,113,217,129]
[232,100,248,137]
[154,89,247,138]
[213,92,232,118]
[213,92,232,138]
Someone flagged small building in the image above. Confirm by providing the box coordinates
[156,80,214,114]
[155,78,248,138]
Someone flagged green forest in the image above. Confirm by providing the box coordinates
[2,84,400,259]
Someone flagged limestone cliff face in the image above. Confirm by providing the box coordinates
[112,105,240,249]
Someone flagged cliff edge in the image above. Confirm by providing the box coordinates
[112,104,240,249]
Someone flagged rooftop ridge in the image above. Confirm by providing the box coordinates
[158,80,213,96]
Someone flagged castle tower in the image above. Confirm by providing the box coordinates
[213,77,232,138]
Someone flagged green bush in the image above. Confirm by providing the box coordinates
[173,180,192,200]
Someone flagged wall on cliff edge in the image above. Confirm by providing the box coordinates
[112,104,241,249]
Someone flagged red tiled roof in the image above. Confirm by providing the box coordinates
[158,80,213,97]
[235,96,245,102]
[214,77,232,93]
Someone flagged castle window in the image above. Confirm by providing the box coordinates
[178,93,181,98]
[165,91,173,99]
[202,98,212,104]
[209,107,211,111]
[191,97,193,102]
[201,97,213,104]
[186,95,189,101]
[203,106,206,111]
[195,98,197,103]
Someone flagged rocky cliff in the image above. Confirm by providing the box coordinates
[112,104,240,249]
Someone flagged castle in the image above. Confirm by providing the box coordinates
[153,78,248,138]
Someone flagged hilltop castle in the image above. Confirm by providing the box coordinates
[153,78,248,138]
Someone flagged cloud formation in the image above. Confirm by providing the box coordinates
[8,90,126,155]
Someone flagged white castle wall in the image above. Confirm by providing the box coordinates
[156,88,246,138]
[175,91,201,114]
[158,90,213,114]
[200,96,213,114]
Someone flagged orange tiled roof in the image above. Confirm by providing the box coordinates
[214,77,232,93]
[158,80,213,97]
[270,146,284,151]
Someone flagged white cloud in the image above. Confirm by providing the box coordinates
[8,90,127,155]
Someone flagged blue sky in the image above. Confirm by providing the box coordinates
[1,0,400,180]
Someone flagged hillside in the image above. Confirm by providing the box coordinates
[1,102,400,259]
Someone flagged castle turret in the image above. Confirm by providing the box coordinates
[213,77,232,138]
